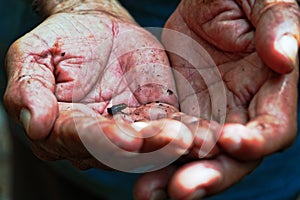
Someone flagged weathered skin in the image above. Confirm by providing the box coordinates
[4,1,220,170]
[3,0,300,199]
[134,0,300,200]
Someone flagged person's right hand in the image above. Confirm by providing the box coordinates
[134,0,299,199]
[4,0,195,170]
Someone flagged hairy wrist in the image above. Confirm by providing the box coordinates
[32,0,133,20]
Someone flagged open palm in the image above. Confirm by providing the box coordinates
[4,9,195,170]
[134,1,299,199]
[165,0,299,159]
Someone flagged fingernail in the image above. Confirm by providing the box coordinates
[187,189,206,200]
[276,35,298,69]
[198,148,209,158]
[150,189,167,200]
[221,126,243,152]
[20,109,31,134]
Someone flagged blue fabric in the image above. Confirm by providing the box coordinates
[1,0,300,199]
[206,131,300,200]
[119,0,180,27]
[81,169,139,200]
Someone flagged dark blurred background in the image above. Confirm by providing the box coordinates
[0,0,40,199]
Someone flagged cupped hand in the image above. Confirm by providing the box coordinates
[3,2,197,170]
[134,0,299,199]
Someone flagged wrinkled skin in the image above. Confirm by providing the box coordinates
[134,0,300,200]
[3,0,300,199]
[4,7,204,170]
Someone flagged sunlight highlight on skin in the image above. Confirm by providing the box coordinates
[177,165,221,190]
[131,122,149,131]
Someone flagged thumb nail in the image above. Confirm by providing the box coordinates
[150,189,167,200]
[20,109,31,134]
[276,35,298,69]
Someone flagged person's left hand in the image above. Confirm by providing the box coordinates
[3,1,192,170]
[134,0,299,199]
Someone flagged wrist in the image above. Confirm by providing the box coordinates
[32,0,133,21]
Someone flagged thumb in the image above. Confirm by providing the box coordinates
[252,0,299,74]
[4,37,58,140]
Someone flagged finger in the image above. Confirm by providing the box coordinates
[4,35,58,140]
[128,111,220,174]
[134,166,176,200]
[169,112,221,159]
[132,110,221,159]
[251,0,300,73]
[170,0,256,53]
[136,119,193,155]
[113,103,193,157]
[168,156,260,200]
[219,67,298,160]
[31,103,143,167]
